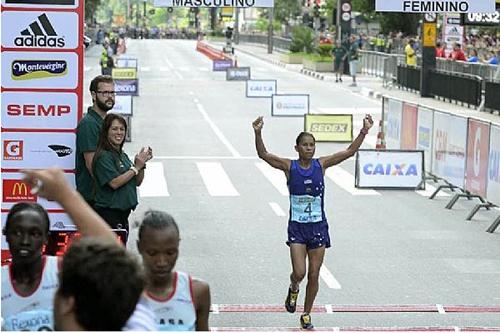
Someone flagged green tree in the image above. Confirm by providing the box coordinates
[273,0,301,25]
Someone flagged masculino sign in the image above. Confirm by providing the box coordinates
[355,150,425,189]
[154,0,274,7]
[271,94,309,117]
[2,92,78,130]
[1,12,79,49]
[304,114,353,142]
[226,67,251,81]
[115,79,139,96]
[246,80,276,98]
[375,0,495,13]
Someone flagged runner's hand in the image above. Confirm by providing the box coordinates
[22,168,73,202]
[253,116,264,132]
[363,114,374,130]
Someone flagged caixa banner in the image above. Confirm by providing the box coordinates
[355,149,425,189]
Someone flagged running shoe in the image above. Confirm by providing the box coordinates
[284,287,299,313]
[300,313,314,329]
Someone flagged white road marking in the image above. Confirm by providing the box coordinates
[211,304,220,314]
[138,162,169,197]
[159,66,171,72]
[325,166,380,196]
[140,66,151,72]
[316,107,380,115]
[195,102,241,157]
[84,66,91,72]
[196,162,239,196]
[320,264,342,289]
[255,162,288,196]
[174,71,184,79]
[325,304,334,314]
[436,304,446,314]
[269,202,286,216]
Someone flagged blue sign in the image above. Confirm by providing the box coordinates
[115,79,139,96]
[212,59,232,72]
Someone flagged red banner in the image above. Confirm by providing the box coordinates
[465,119,490,197]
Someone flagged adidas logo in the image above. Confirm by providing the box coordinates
[14,13,65,48]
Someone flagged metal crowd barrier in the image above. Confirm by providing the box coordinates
[381,96,500,233]
[485,81,500,112]
[429,70,482,107]
[238,34,291,52]
[397,65,421,92]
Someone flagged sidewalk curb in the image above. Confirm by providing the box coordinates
[234,45,385,102]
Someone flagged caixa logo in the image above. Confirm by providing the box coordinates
[11,60,67,80]
[363,163,418,176]
[14,14,65,48]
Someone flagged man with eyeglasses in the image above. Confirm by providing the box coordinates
[76,75,116,207]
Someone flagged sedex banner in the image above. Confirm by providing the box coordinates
[304,114,353,142]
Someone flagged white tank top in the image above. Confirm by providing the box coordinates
[143,271,196,331]
[1,256,59,331]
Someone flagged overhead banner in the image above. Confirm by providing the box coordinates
[375,0,495,13]
[465,119,490,197]
[2,132,76,169]
[115,79,139,96]
[112,67,137,80]
[271,94,309,117]
[154,0,274,7]
[417,106,434,172]
[385,98,402,149]
[246,80,277,98]
[401,102,418,150]
[304,114,353,142]
[355,149,425,189]
[111,95,133,116]
[226,66,251,81]
[487,125,500,204]
[432,112,467,188]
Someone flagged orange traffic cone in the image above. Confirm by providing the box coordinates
[375,120,386,150]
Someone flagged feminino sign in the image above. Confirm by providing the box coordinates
[375,0,495,13]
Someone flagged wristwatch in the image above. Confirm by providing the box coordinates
[130,166,139,176]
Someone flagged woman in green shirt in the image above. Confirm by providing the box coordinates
[92,114,153,241]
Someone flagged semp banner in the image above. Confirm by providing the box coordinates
[304,114,353,142]
[355,149,425,189]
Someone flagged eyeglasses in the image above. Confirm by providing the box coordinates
[96,91,116,97]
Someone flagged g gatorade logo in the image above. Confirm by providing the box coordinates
[3,140,24,160]
[11,60,67,80]
[14,14,65,48]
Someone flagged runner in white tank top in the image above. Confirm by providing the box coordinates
[137,211,211,331]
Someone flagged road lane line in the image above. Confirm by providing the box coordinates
[138,162,169,197]
[320,264,342,289]
[255,162,288,196]
[269,202,286,216]
[436,304,446,314]
[195,102,241,157]
[325,166,380,196]
[196,162,239,196]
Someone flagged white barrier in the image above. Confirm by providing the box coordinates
[432,111,467,189]
[487,125,500,205]
[417,106,434,173]
[385,98,402,149]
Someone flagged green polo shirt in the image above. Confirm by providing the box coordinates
[93,150,138,211]
[76,107,104,202]
[332,46,347,65]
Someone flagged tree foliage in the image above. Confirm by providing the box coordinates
[273,0,302,25]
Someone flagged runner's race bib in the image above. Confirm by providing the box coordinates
[290,195,322,223]
[3,309,54,331]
